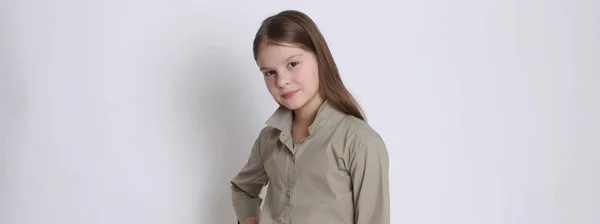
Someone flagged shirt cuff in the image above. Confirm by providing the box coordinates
[233,197,262,222]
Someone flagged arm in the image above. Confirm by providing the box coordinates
[231,132,269,224]
[349,133,390,224]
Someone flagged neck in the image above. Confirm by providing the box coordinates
[293,95,325,127]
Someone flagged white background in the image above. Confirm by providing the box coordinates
[1,0,599,224]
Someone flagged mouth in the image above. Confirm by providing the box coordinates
[281,90,298,99]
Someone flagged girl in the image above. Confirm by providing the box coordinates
[230,10,389,224]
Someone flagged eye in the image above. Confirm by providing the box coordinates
[264,70,275,77]
[288,61,299,68]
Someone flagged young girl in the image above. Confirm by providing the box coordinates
[230,10,389,224]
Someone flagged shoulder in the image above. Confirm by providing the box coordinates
[338,115,387,152]
[249,125,281,160]
[335,115,388,168]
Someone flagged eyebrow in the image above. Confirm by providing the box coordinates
[259,54,303,71]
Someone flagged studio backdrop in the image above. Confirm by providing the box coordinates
[1,0,599,224]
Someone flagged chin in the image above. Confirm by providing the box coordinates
[278,97,306,110]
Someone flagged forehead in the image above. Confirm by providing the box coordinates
[256,43,309,67]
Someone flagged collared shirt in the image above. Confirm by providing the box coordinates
[230,100,389,224]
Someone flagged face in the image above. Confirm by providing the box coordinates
[256,43,322,111]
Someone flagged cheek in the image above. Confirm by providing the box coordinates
[293,67,319,90]
[265,79,279,94]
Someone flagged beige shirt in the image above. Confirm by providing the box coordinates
[230,100,390,224]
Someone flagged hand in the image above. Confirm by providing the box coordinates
[241,217,259,224]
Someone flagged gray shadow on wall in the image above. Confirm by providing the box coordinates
[177,45,261,224]
[0,27,29,223]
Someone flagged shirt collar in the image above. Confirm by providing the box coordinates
[265,100,339,135]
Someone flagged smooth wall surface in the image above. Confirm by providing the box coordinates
[1,0,599,224]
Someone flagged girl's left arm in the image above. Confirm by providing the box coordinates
[349,132,390,224]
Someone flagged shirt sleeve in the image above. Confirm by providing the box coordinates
[349,132,390,224]
[230,130,269,222]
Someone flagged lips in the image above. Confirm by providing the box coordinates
[282,90,298,99]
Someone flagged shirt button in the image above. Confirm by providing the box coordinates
[286,191,290,197]
[291,156,295,161]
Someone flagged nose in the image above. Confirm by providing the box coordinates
[276,71,291,88]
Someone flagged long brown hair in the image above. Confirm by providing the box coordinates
[253,10,366,121]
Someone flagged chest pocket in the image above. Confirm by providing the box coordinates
[298,141,351,181]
